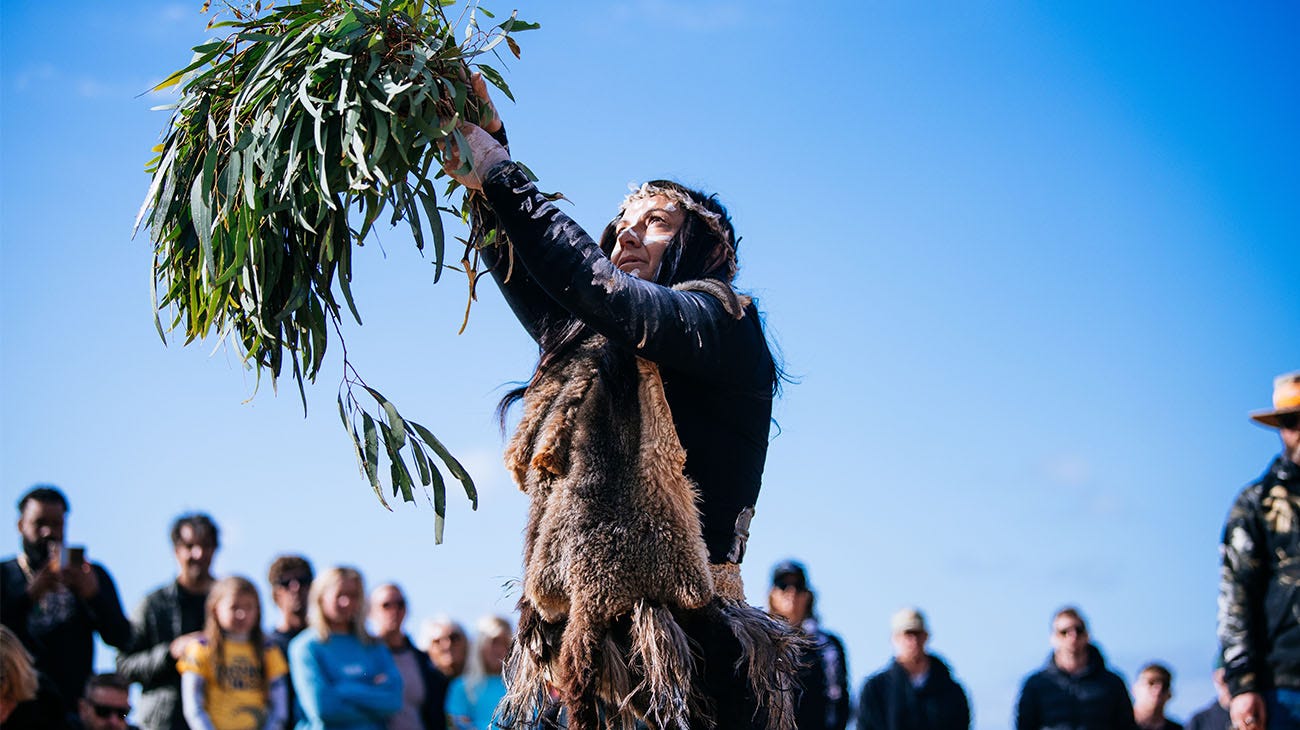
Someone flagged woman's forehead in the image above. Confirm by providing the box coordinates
[618,194,681,223]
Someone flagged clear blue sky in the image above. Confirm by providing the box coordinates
[1,2,1297,728]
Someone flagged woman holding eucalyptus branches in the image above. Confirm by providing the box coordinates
[443,81,799,730]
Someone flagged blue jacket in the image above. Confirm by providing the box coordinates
[289,631,403,730]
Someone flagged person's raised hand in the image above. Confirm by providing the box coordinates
[470,71,503,135]
[62,563,99,600]
[440,123,510,191]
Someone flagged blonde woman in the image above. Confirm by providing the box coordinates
[0,625,39,724]
[445,616,511,730]
[287,567,402,730]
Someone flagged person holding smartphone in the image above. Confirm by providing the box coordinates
[0,485,131,717]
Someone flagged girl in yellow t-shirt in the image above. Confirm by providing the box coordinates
[179,576,289,730]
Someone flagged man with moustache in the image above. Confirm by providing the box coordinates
[1219,371,1300,730]
[116,513,220,730]
[0,486,131,716]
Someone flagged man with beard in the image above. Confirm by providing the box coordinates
[266,554,313,726]
[1015,606,1135,730]
[1219,371,1300,730]
[0,486,130,716]
[116,513,219,730]
[858,608,970,730]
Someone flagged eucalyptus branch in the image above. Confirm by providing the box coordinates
[137,0,535,537]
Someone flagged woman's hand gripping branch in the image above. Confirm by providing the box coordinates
[441,71,511,190]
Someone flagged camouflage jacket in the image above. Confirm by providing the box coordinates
[1218,456,1300,696]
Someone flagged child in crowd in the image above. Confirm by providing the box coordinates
[179,576,289,730]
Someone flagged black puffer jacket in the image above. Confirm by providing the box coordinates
[858,655,970,730]
[1014,645,1135,730]
[1219,456,1300,696]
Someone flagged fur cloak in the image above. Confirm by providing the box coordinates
[497,281,802,730]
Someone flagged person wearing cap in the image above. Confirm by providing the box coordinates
[1014,606,1136,730]
[1218,370,1300,730]
[768,561,850,730]
[857,607,970,730]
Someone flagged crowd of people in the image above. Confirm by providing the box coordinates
[1,372,1298,729]
[0,493,513,730]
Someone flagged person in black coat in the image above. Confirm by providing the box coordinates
[0,486,130,717]
[1185,663,1230,730]
[858,608,970,730]
[1015,606,1136,730]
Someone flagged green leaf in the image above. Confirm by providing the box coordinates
[475,64,514,102]
[410,421,476,508]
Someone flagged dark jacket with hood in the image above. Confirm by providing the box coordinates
[858,654,970,730]
[1015,645,1135,730]
[1219,456,1300,696]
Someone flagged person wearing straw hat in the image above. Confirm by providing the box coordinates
[1218,371,1300,730]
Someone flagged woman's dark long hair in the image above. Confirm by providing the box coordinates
[495,180,777,428]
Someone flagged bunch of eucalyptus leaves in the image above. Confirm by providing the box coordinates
[136,0,537,540]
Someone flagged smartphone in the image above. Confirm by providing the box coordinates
[65,545,85,569]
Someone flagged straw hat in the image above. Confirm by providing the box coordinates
[1250,371,1300,428]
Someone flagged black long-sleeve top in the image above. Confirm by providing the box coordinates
[479,161,776,564]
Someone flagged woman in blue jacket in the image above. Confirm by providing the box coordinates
[289,567,402,730]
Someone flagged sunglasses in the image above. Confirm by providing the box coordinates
[1279,414,1299,430]
[380,600,406,610]
[91,703,131,721]
[772,579,806,592]
[1055,624,1087,637]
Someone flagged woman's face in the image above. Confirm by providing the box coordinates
[322,576,363,629]
[611,194,685,280]
[481,632,512,675]
[215,590,259,635]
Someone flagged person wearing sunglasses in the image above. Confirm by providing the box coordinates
[1014,606,1136,730]
[267,554,314,728]
[74,673,137,730]
[768,561,850,730]
[1219,371,1300,730]
[369,584,447,730]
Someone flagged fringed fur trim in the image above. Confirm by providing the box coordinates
[672,279,750,320]
[708,598,807,730]
[626,602,707,730]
